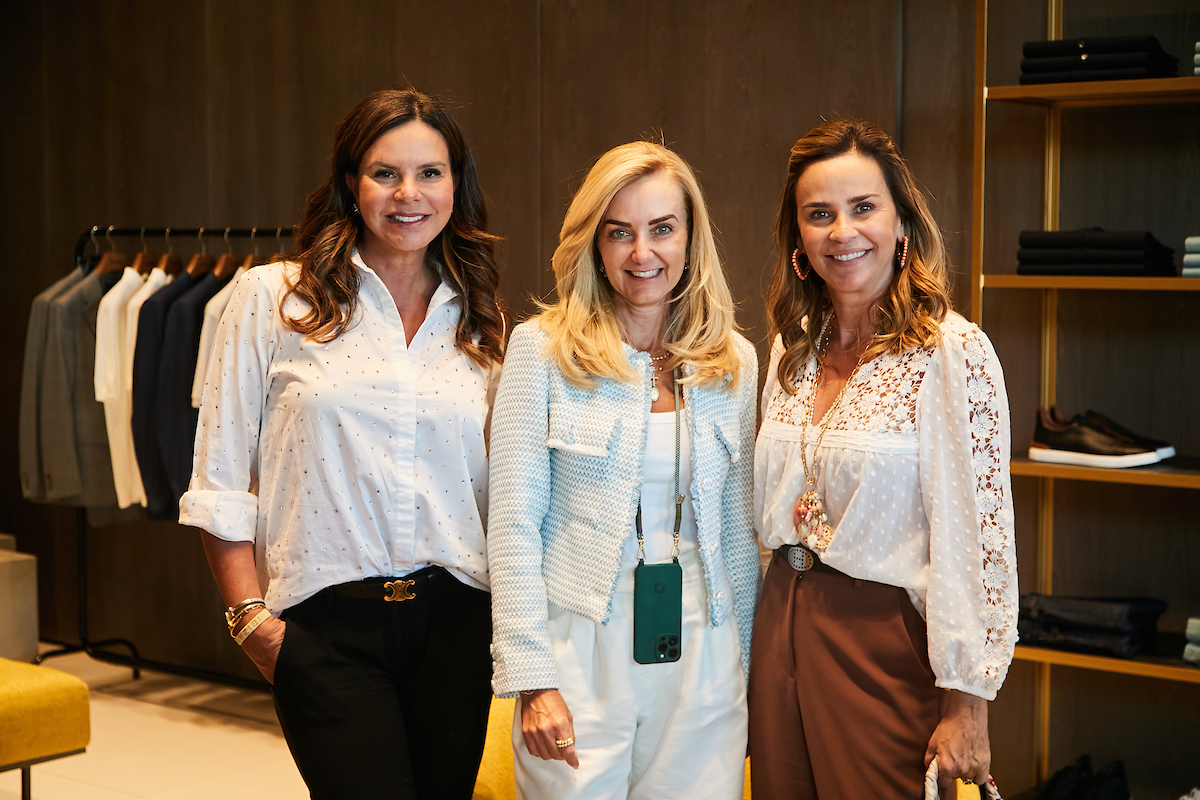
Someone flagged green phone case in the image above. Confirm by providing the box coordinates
[632,559,683,664]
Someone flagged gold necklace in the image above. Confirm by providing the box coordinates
[648,352,670,402]
[797,315,868,551]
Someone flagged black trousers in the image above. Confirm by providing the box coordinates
[272,567,493,800]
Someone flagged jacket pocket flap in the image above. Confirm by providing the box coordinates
[546,404,619,457]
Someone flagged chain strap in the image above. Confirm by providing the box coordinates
[636,367,682,563]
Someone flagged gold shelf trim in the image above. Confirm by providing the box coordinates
[1014,646,1200,685]
[1010,457,1200,490]
[987,76,1200,108]
[982,274,1200,291]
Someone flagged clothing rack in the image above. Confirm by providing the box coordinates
[73,225,294,269]
[36,225,295,692]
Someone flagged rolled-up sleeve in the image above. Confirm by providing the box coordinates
[178,271,276,542]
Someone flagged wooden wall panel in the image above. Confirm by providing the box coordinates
[900,0,976,312]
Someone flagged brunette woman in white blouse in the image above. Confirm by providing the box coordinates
[488,141,760,799]
[748,119,1017,799]
[180,89,504,800]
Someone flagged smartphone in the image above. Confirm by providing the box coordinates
[632,559,683,664]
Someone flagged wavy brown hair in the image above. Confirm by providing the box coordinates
[767,118,951,393]
[284,88,504,367]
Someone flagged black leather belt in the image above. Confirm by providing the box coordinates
[328,566,447,602]
[778,544,845,576]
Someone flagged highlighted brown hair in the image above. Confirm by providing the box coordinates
[767,118,950,393]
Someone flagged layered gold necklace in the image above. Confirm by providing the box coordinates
[796,315,868,551]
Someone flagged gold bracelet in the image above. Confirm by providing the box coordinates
[233,608,271,646]
[224,598,266,628]
[226,602,267,633]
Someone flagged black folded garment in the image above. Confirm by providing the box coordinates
[1020,52,1174,73]
[1018,618,1156,658]
[1018,248,1166,265]
[1023,35,1172,59]
[1016,229,1177,275]
[1021,593,1169,632]
[1018,228,1174,252]
[1020,66,1177,84]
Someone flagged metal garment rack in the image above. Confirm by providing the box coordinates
[35,225,293,692]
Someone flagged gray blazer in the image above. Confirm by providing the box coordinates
[19,267,84,500]
[40,269,119,506]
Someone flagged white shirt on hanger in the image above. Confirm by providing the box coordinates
[95,266,147,508]
[180,254,496,613]
[191,266,245,408]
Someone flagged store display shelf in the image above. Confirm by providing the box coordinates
[1010,456,1200,489]
[981,274,1200,291]
[987,75,1200,107]
[1014,634,1200,684]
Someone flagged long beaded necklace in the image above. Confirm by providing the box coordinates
[796,314,868,551]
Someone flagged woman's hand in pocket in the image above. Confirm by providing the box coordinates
[242,617,287,684]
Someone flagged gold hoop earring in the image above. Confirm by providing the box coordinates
[791,248,811,280]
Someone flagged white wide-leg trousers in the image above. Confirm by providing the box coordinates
[513,548,747,800]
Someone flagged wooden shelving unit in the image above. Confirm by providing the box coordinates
[971,0,1200,786]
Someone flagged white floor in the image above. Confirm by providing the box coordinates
[0,649,309,800]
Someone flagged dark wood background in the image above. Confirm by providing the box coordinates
[1,1,1195,796]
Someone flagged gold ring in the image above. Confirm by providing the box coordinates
[555,737,574,749]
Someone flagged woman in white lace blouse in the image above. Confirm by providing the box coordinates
[748,119,1017,799]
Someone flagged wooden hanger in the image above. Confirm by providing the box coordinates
[158,228,183,275]
[213,253,238,279]
[186,253,215,277]
[241,227,266,269]
[130,228,156,275]
[186,227,215,277]
[96,251,129,276]
[272,227,288,260]
[131,251,157,275]
[158,253,183,276]
[213,228,239,279]
[96,227,128,276]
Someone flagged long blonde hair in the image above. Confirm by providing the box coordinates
[536,141,741,390]
[767,118,951,393]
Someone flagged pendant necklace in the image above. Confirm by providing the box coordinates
[648,352,670,402]
[797,314,868,551]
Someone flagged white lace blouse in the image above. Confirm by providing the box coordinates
[753,312,1018,700]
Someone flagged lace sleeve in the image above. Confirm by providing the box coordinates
[918,319,1018,700]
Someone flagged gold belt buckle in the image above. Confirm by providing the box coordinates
[383,578,417,602]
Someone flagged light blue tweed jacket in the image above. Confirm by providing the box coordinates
[487,321,761,697]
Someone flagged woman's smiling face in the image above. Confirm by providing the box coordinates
[793,150,904,304]
[595,171,689,318]
[346,120,455,265]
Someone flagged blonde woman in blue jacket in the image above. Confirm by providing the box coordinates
[488,141,760,800]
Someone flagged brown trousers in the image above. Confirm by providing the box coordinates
[747,549,941,799]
